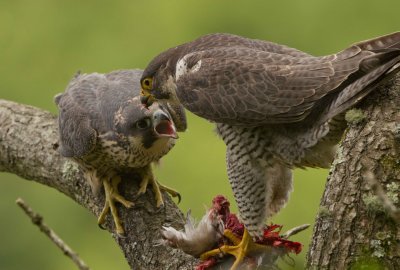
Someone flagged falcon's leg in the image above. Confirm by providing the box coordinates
[97,175,134,235]
[266,163,293,215]
[299,116,346,168]
[137,165,181,207]
[200,229,270,270]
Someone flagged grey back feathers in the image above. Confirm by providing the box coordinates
[145,32,400,126]
[180,33,400,126]
[56,70,143,157]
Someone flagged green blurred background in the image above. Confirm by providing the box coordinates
[0,0,399,269]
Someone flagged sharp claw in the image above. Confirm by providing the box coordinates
[138,166,181,207]
[156,181,181,204]
[98,223,107,230]
[177,193,182,204]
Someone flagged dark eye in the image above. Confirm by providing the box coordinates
[135,118,151,129]
[141,77,153,90]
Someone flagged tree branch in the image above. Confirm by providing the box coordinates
[307,75,400,269]
[16,197,90,270]
[3,74,400,270]
[0,99,197,269]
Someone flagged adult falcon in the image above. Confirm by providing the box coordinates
[140,32,400,268]
[55,69,186,235]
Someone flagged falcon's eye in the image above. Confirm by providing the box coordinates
[135,118,151,129]
[141,77,153,90]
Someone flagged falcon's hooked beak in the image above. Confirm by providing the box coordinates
[153,110,178,139]
[140,89,155,108]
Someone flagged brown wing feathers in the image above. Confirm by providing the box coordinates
[175,32,400,126]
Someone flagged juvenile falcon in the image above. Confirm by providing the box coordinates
[55,69,186,235]
[140,32,400,267]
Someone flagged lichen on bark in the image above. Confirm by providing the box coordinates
[307,75,400,269]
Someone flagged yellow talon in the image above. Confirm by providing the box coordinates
[157,181,181,203]
[137,173,150,195]
[152,179,164,207]
[137,166,181,207]
[200,229,271,270]
[97,175,134,235]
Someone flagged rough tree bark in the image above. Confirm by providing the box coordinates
[1,75,399,270]
[307,75,400,269]
[0,100,197,270]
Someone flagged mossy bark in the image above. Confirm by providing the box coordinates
[307,75,400,269]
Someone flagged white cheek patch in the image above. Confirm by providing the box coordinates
[175,54,202,81]
[175,57,188,81]
[191,59,202,73]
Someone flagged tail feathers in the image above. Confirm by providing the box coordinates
[320,52,400,124]
[354,32,400,51]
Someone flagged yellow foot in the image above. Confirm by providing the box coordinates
[97,175,134,235]
[137,172,181,207]
[158,181,181,203]
[200,229,271,270]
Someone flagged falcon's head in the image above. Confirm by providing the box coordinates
[114,98,178,152]
[140,46,184,107]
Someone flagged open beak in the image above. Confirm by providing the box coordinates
[140,89,155,108]
[153,110,178,139]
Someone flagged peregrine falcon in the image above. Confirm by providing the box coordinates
[55,69,186,235]
[140,32,400,267]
